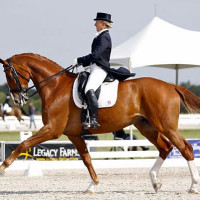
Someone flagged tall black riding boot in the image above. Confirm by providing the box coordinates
[3,110,6,120]
[85,89,100,129]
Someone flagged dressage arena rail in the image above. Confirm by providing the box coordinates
[1,113,200,131]
[0,140,200,170]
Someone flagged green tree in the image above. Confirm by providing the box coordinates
[0,83,9,103]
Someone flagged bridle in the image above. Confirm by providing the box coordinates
[4,58,76,105]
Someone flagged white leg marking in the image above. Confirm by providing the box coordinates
[188,160,200,194]
[149,157,164,193]
[85,180,96,194]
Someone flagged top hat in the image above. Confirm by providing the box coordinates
[94,12,113,23]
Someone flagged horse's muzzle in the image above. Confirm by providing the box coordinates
[13,93,28,107]
[13,98,20,106]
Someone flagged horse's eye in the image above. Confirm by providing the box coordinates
[6,75,12,80]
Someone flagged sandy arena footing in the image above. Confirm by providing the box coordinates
[0,167,199,200]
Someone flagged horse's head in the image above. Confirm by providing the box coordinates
[0,57,30,106]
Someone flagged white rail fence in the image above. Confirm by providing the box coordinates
[0,140,199,170]
[0,114,200,170]
[0,116,43,131]
[87,140,158,159]
[1,114,200,131]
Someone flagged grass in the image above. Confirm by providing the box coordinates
[0,129,199,141]
[96,129,200,140]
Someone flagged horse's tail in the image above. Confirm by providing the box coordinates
[174,85,200,113]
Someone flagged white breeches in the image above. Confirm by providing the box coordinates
[85,64,107,94]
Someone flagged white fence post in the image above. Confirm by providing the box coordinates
[20,131,32,141]
[0,141,5,162]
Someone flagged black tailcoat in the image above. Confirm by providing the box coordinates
[77,30,111,69]
[77,30,135,81]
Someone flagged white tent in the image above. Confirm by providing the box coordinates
[110,17,200,84]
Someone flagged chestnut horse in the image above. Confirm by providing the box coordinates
[0,53,199,194]
[0,105,23,121]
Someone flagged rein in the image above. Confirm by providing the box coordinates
[26,65,75,97]
[5,59,76,98]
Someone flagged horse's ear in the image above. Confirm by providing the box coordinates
[0,58,9,66]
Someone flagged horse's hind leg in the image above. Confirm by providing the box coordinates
[148,133,173,193]
[17,116,22,121]
[68,135,98,194]
[134,119,173,193]
[164,129,199,193]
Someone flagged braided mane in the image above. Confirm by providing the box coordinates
[13,53,63,69]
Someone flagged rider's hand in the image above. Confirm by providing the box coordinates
[72,58,78,66]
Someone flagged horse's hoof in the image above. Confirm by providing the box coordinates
[0,170,5,176]
[153,182,162,193]
[188,188,199,194]
[85,190,95,195]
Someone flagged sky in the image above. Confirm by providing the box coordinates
[1,0,200,85]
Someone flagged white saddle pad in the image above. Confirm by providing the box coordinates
[2,104,12,113]
[72,76,119,109]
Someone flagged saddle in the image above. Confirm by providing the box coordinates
[73,71,119,127]
[77,71,115,103]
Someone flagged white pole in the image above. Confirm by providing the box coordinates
[154,1,157,16]
[130,125,133,140]
[176,64,179,85]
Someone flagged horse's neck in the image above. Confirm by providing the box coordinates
[29,62,59,84]
[27,61,73,98]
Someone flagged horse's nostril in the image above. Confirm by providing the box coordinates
[14,99,19,104]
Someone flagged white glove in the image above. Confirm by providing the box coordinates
[72,58,78,66]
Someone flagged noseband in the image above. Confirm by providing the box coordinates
[4,59,29,103]
[4,59,76,103]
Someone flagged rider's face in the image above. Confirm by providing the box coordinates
[95,20,106,32]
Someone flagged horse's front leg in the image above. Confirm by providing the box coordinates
[0,124,58,173]
[68,135,99,194]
